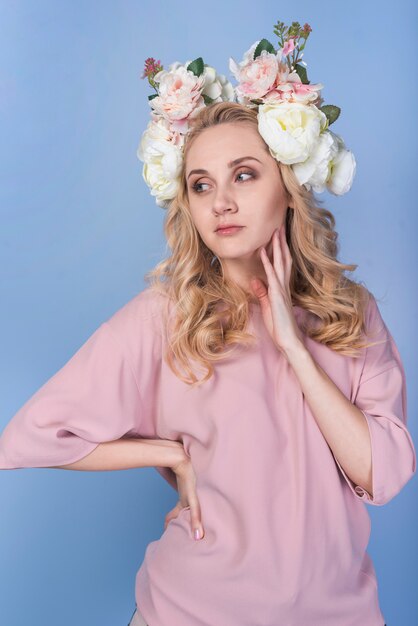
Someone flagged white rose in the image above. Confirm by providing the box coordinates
[292,130,339,192]
[200,65,235,102]
[257,102,328,165]
[326,132,356,195]
[137,118,184,206]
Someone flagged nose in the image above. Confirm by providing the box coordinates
[212,187,238,216]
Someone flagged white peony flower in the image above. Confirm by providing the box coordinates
[326,132,356,195]
[137,117,184,207]
[257,101,328,165]
[292,130,339,192]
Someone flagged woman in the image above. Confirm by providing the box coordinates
[1,23,412,625]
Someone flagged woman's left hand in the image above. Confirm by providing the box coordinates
[250,224,304,358]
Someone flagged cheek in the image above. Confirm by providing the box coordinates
[188,209,213,244]
[188,203,201,225]
[255,200,282,226]
[189,211,206,235]
[262,187,288,222]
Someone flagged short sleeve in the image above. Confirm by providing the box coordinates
[333,294,417,506]
[0,322,145,469]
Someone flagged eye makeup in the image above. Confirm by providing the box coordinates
[190,169,256,194]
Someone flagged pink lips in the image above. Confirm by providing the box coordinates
[215,226,244,235]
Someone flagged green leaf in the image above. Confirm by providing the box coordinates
[202,93,215,105]
[148,93,158,101]
[294,63,310,85]
[319,104,341,125]
[249,98,264,106]
[187,57,205,77]
[253,38,276,59]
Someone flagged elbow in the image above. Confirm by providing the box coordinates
[358,410,417,506]
[368,436,417,506]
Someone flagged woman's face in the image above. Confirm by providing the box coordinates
[185,122,292,283]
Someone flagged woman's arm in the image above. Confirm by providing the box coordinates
[52,438,205,540]
[51,438,186,472]
[284,344,373,495]
[254,231,415,506]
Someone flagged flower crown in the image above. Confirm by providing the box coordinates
[137,20,356,208]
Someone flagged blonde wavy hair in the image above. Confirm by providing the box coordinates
[144,101,380,386]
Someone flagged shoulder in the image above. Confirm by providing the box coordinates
[101,286,173,358]
[361,289,388,340]
[359,288,404,376]
[105,286,171,329]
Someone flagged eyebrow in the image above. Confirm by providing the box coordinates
[187,156,262,180]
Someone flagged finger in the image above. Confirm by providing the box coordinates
[188,497,204,540]
[272,228,285,286]
[260,246,279,292]
[280,224,292,285]
[265,233,275,261]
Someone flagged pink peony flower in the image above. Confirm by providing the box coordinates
[261,59,323,105]
[149,61,235,134]
[150,63,206,124]
[229,40,280,101]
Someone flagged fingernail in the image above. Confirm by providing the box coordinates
[194,527,201,540]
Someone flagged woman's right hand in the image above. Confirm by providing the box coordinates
[167,451,205,541]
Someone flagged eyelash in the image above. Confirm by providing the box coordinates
[190,169,255,194]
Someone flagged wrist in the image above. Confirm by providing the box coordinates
[169,445,190,474]
[143,438,188,469]
[282,339,309,365]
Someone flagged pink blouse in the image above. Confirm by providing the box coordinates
[0,287,416,625]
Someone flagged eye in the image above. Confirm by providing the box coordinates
[236,170,254,183]
[190,169,255,194]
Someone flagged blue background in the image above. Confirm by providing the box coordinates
[0,1,417,624]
